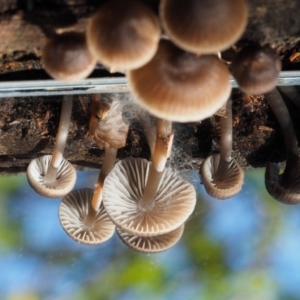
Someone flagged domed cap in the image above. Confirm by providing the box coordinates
[117,224,184,253]
[200,154,244,199]
[160,0,248,54]
[128,40,231,122]
[87,0,160,71]
[103,157,196,237]
[59,188,116,244]
[42,32,96,82]
[265,162,300,205]
[27,155,76,198]
[231,45,281,95]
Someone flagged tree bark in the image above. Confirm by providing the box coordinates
[1,89,300,174]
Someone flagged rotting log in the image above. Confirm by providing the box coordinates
[1,89,300,174]
[1,0,300,174]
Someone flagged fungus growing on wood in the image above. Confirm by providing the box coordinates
[26,96,76,198]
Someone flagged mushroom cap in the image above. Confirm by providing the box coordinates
[87,0,160,71]
[102,157,196,237]
[265,162,300,204]
[200,154,244,200]
[231,45,282,95]
[59,188,116,244]
[42,32,96,82]
[117,224,184,254]
[160,0,248,54]
[128,40,231,122]
[26,155,76,198]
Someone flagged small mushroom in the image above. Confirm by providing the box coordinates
[128,40,231,122]
[103,119,196,236]
[87,0,160,71]
[59,188,115,245]
[200,98,244,199]
[160,0,248,54]
[117,224,184,253]
[59,95,128,244]
[231,44,281,95]
[42,31,96,82]
[265,88,300,204]
[27,96,76,198]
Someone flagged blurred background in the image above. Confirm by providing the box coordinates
[1,168,299,300]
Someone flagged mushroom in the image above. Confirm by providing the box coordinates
[128,40,231,122]
[264,88,300,204]
[26,96,76,198]
[58,94,128,244]
[231,44,281,95]
[87,0,160,72]
[200,98,244,199]
[116,224,184,253]
[103,119,196,236]
[160,0,248,54]
[59,188,116,245]
[42,31,96,82]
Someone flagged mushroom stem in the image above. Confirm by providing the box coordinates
[265,88,299,187]
[45,96,73,183]
[91,147,118,212]
[277,86,300,111]
[139,118,173,209]
[214,98,233,180]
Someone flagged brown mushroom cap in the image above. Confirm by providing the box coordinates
[117,224,184,253]
[42,32,96,82]
[102,157,196,237]
[200,154,244,199]
[265,162,300,205]
[128,40,231,122]
[231,45,282,95]
[27,155,76,198]
[59,188,116,244]
[87,0,160,71]
[160,0,248,54]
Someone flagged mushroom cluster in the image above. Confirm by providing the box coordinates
[31,0,298,253]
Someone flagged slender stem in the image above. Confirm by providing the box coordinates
[90,147,118,212]
[277,86,300,111]
[139,118,173,209]
[152,119,173,172]
[214,98,232,180]
[220,98,233,162]
[45,96,73,183]
[265,88,299,187]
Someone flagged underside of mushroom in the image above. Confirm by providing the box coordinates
[103,157,196,237]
